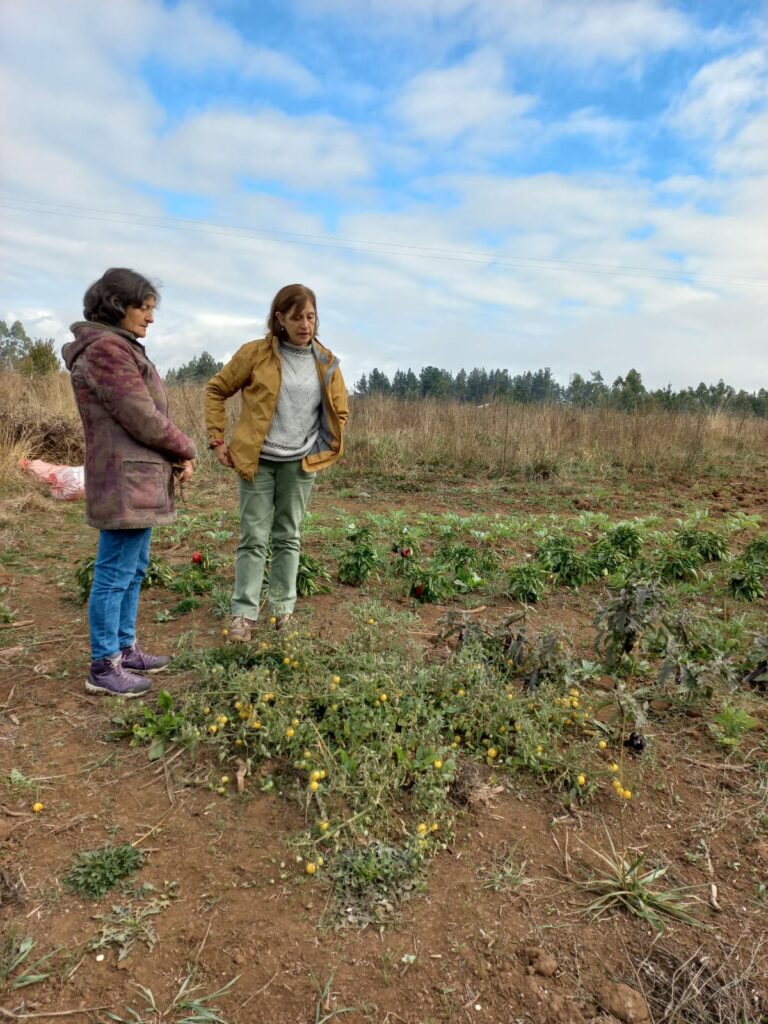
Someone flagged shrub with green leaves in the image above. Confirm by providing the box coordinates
[676,526,729,562]
[405,561,453,603]
[744,535,768,567]
[507,563,548,604]
[338,526,379,586]
[729,563,765,602]
[536,534,598,588]
[111,688,198,760]
[63,844,145,899]
[655,543,703,583]
[603,522,643,560]
[594,583,666,667]
[296,553,331,597]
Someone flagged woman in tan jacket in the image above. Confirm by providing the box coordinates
[205,284,348,640]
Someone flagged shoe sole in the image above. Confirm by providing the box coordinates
[85,680,150,698]
[126,664,169,674]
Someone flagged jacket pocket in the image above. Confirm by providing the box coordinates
[123,460,167,510]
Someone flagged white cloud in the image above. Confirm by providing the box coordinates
[0,0,766,397]
[156,2,319,92]
[302,0,695,65]
[155,108,370,193]
[394,50,536,147]
[667,48,768,142]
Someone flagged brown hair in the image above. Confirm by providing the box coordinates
[267,284,318,340]
[83,268,159,324]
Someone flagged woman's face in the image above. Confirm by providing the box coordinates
[119,297,156,338]
[277,302,316,346]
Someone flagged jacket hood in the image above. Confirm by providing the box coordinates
[62,321,142,370]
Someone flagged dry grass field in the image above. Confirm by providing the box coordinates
[1,369,767,1024]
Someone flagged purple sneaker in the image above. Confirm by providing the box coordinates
[85,655,151,698]
[121,642,170,674]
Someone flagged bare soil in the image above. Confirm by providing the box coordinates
[1,471,767,1024]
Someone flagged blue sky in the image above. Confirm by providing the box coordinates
[0,0,766,390]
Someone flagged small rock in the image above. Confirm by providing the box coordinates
[533,953,557,978]
[522,946,558,978]
[232,952,245,965]
[596,982,650,1024]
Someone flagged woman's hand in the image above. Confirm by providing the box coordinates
[178,459,195,482]
[214,444,235,468]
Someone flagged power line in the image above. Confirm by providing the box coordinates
[0,194,765,287]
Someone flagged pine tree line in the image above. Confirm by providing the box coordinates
[354,365,768,417]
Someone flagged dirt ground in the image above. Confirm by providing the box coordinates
[1,471,767,1024]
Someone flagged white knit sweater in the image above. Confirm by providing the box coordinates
[260,341,322,461]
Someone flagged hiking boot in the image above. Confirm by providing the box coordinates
[274,613,292,631]
[85,655,151,698]
[227,615,258,642]
[121,642,170,674]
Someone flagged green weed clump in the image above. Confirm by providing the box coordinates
[578,831,704,934]
[0,930,56,991]
[63,844,145,899]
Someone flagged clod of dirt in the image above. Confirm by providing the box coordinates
[595,981,650,1024]
[523,945,558,978]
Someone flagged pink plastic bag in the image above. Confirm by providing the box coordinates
[19,459,85,501]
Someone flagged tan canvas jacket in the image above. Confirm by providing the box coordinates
[205,335,349,481]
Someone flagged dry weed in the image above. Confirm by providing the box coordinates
[634,942,766,1023]
[345,396,768,480]
[3,374,768,495]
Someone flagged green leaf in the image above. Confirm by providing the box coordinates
[148,738,165,761]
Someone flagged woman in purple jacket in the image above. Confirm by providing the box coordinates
[63,269,196,697]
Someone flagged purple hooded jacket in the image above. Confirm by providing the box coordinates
[62,322,196,530]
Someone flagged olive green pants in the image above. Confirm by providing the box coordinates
[232,459,315,619]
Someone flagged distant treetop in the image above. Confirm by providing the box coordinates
[353,363,768,417]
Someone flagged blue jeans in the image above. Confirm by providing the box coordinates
[88,528,152,660]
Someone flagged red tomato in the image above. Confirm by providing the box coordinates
[191,551,203,564]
